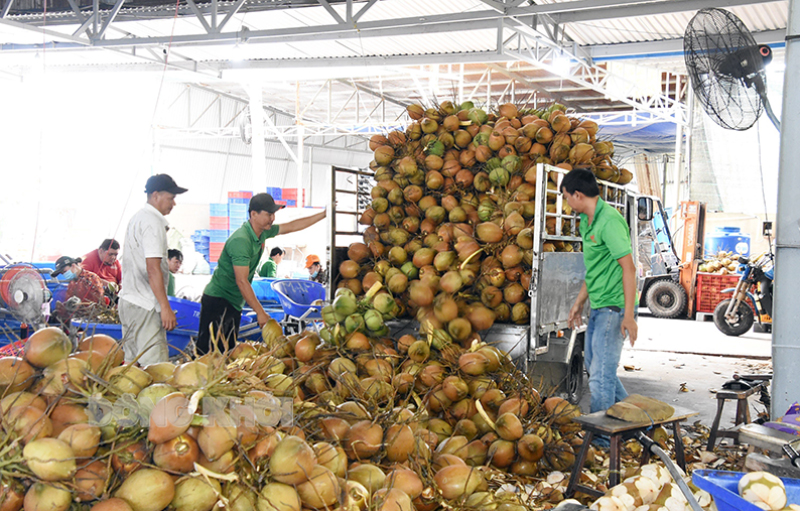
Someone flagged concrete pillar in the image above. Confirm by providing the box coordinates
[771,0,800,417]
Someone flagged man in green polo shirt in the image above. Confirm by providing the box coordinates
[196,193,327,354]
[563,169,638,416]
[258,247,283,278]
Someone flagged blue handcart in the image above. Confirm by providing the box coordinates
[271,279,326,334]
[693,469,800,511]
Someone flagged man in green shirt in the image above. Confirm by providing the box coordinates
[196,193,327,354]
[563,169,638,416]
[167,249,183,297]
[258,247,284,278]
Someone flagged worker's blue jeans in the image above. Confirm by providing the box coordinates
[585,307,628,414]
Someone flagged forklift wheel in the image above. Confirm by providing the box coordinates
[645,280,687,319]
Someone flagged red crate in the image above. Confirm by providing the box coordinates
[275,200,287,206]
[209,254,220,262]
[209,216,229,229]
[282,188,297,199]
[210,242,225,253]
[228,191,253,199]
[695,273,750,314]
[0,339,26,356]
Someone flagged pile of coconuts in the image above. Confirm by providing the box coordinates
[0,303,595,511]
[337,101,632,343]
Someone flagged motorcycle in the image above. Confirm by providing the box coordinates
[713,252,774,336]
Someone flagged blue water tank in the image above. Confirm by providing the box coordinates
[704,227,751,257]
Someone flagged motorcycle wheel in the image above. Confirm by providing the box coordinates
[713,299,754,336]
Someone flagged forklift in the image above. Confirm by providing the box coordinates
[638,200,707,319]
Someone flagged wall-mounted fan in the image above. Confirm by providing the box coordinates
[684,8,780,131]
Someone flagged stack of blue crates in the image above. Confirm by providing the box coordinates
[266,187,282,200]
[210,203,229,217]
[191,230,210,261]
[228,203,248,234]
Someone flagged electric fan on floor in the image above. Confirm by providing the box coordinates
[0,263,51,327]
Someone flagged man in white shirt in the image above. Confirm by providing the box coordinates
[119,174,187,365]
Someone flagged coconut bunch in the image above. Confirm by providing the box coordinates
[697,251,740,275]
[345,101,632,333]
[0,314,604,511]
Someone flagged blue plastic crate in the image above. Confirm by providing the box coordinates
[0,319,25,347]
[228,198,248,205]
[209,229,228,242]
[210,203,228,216]
[194,241,209,250]
[267,188,282,200]
[70,320,192,358]
[209,262,218,272]
[285,199,296,207]
[693,470,800,511]
[196,229,210,237]
[228,203,248,213]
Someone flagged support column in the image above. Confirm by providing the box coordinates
[772,0,800,418]
[296,81,305,207]
[297,124,305,207]
[247,84,267,194]
[682,83,694,202]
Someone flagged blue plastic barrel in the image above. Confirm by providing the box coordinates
[704,227,751,257]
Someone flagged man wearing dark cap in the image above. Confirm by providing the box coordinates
[196,193,326,354]
[119,174,188,366]
[50,256,108,320]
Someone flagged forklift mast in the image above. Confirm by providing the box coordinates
[677,201,707,317]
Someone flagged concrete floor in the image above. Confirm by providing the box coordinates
[576,312,773,430]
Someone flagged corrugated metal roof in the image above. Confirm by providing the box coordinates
[529,0,787,46]
[0,0,788,133]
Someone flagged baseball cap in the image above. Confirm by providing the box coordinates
[145,174,188,195]
[249,193,285,214]
[52,256,82,277]
[305,255,320,268]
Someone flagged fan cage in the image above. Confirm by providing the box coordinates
[683,8,766,131]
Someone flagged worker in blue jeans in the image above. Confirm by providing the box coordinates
[563,169,638,445]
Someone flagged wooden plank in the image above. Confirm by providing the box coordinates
[572,406,698,435]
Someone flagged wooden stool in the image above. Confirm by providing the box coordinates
[565,406,698,499]
[707,383,765,451]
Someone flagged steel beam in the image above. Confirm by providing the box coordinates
[217,0,247,33]
[351,0,378,23]
[73,14,96,38]
[317,0,345,24]
[503,24,687,124]
[1,0,13,18]
[3,0,782,29]
[185,0,213,34]
[588,29,788,59]
[549,0,782,23]
[95,0,125,40]
[0,17,90,45]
